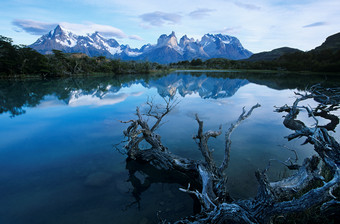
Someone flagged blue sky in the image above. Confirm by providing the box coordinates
[1,0,339,53]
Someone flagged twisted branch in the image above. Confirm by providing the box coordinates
[219,103,261,175]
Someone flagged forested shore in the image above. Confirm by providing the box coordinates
[1,35,340,78]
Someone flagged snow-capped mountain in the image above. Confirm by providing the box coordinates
[30,25,252,63]
[132,32,252,63]
[199,34,252,59]
[30,25,138,58]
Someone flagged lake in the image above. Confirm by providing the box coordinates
[0,71,339,223]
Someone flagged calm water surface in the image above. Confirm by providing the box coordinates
[0,72,339,223]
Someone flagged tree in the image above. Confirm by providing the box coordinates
[52,49,67,60]
[18,47,49,75]
[190,58,203,66]
[118,85,340,223]
[0,35,19,75]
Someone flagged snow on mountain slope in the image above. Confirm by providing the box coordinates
[30,25,127,57]
[30,26,252,63]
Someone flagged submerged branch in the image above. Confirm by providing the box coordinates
[118,85,340,223]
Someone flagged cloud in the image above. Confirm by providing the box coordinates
[12,19,58,35]
[60,22,128,39]
[69,93,128,107]
[139,11,182,26]
[212,26,241,34]
[303,21,327,28]
[68,91,144,107]
[189,8,215,19]
[233,1,261,11]
[12,19,141,40]
[128,35,143,40]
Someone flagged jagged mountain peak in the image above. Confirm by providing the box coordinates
[30,26,253,63]
[54,24,65,33]
[198,33,251,59]
[156,31,179,49]
[53,24,63,33]
[90,31,101,37]
[88,31,110,43]
[50,25,74,37]
[90,31,108,40]
[179,35,196,46]
[140,43,152,52]
[202,33,233,43]
[30,25,122,56]
[180,34,189,40]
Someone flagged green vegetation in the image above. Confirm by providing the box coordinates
[2,31,340,78]
[170,32,340,73]
[169,48,340,73]
[246,47,302,62]
[0,35,167,77]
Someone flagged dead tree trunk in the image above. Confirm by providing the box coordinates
[118,85,340,223]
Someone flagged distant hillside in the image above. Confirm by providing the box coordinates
[314,32,340,51]
[246,47,302,62]
[246,32,340,63]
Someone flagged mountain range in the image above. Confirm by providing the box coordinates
[30,25,252,64]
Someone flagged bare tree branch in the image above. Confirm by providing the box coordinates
[193,114,222,172]
[119,85,340,223]
[219,103,261,175]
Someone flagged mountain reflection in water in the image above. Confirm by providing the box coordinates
[0,73,249,117]
[0,71,339,224]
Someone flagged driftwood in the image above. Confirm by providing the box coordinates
[119,85,340,223]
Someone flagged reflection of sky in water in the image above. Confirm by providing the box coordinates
[0,73,339,223]
[37,85,146,108]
